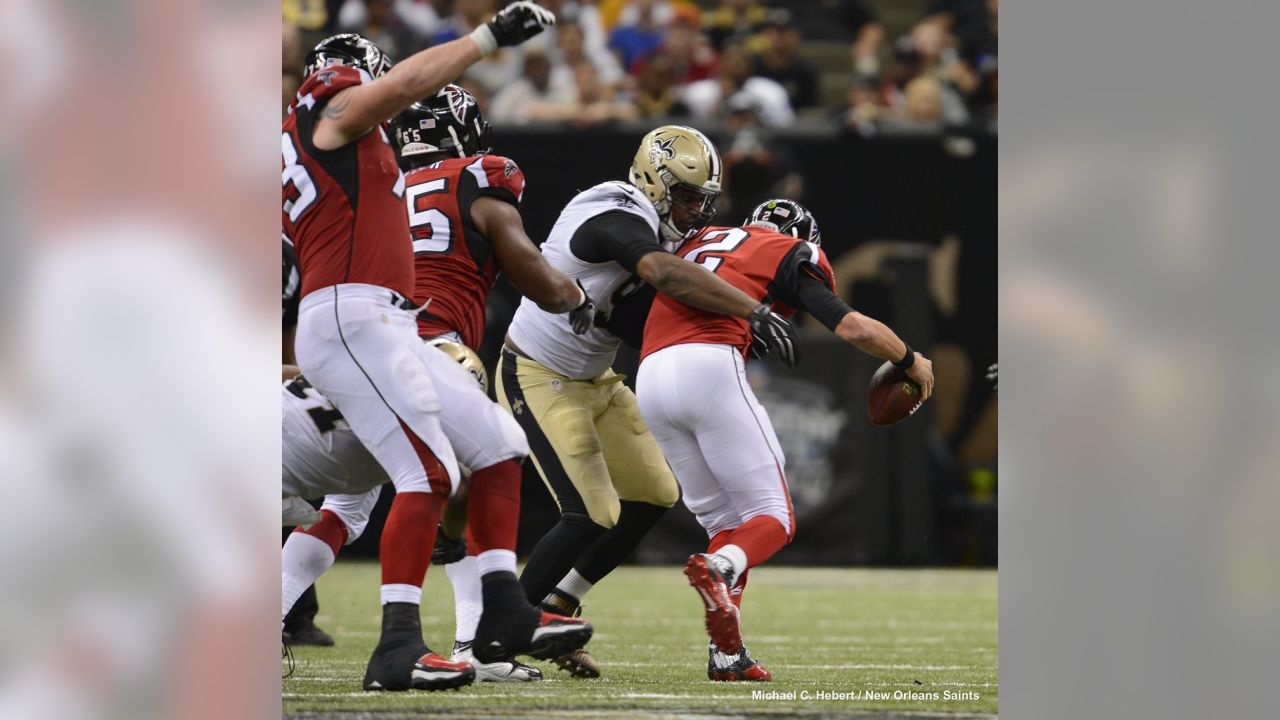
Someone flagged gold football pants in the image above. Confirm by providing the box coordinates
[496,347,679,528]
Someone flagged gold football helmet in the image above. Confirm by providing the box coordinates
[425,337,489,393]
[628,125,722,242]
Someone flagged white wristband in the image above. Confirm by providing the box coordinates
[470,24,497,56]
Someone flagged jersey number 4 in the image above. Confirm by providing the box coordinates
[406,178,453,254]
[683,228,749,272]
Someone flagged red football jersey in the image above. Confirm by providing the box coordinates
[641,225,836,360]
[406,154,526,349]
[282,66,412,299]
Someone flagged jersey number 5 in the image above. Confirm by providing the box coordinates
[406,178,453,254]
[683,228,748,273]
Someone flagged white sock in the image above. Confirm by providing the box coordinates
[716,544,749,581]
[554,568,594,603]
[476,549,517,577]
[445,556,483,643]
[281,532,336,621]
[380,583,422,605]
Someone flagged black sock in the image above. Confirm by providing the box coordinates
[379,601,422,638]
[575,501,670,583]
[519,513,606,604]
[481,570,529,610]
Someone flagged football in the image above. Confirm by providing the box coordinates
[867,361,924,426]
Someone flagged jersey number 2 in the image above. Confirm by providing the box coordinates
[683,228,748,272]
[406,178,453,254]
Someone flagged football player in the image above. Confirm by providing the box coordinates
[496,125,799,677]
[280,234,333,648]
[282,6,592,693]
[635,199,935,681]
[280,340,544,682]
[391,83,597,673]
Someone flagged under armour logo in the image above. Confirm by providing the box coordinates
[649,136,677,165]
[512,398,524,415]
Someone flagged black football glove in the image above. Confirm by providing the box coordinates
[431,524,467,565]
[474,1,555,52]
[747,303,800,368]
[568,280,596,335]
[748,333,771,360]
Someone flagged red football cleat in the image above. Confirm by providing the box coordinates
[684,554,743,654]
[409,652,476,690]
[708,643,772,682]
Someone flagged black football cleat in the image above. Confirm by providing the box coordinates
[283,621,335,647]
[684,553,743,654]
[708,642,772,682]
[363,635,475,692]
[474,609,593,664]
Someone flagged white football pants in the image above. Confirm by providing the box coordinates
[293,283,460,498]
[636,343,794,538]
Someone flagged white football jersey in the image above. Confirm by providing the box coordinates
[281,377,387,501]
[507,181,669,379]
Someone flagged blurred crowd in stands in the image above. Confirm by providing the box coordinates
[283,0,998,131]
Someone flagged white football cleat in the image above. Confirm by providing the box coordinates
[452,640,543,682]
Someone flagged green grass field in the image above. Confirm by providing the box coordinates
[284,563,997,718]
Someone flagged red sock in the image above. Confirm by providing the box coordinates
[380,491,444,587]
[466,459,522,554]
[297,509,348,558]
[725,515,790,568]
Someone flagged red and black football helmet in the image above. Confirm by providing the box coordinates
[303,33,392,79]
[747,198,821,245]
[389,84,493,168]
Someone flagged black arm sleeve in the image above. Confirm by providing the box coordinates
[768,242,852,331]
[795,274,854,331]
[568,210,663,273]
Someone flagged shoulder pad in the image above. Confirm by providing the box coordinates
[465,155,525,205]
[292,65,365,112]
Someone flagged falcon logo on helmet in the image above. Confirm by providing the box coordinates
[629,125,723,243]
[303,33,392,80]
[444,85,477,124]
[389,84,493,167]
[747,198,821,245]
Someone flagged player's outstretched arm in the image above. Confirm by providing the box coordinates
[476,197,582,313]
[833,312,933,399]
[475,197,596,332]
[313,2,555,149]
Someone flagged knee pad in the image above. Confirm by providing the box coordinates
[321,488,382,543]
[582,492,621,529]
[645,466,681,509]
[740,509,794,542]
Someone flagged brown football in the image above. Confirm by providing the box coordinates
[867,361,924,426]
